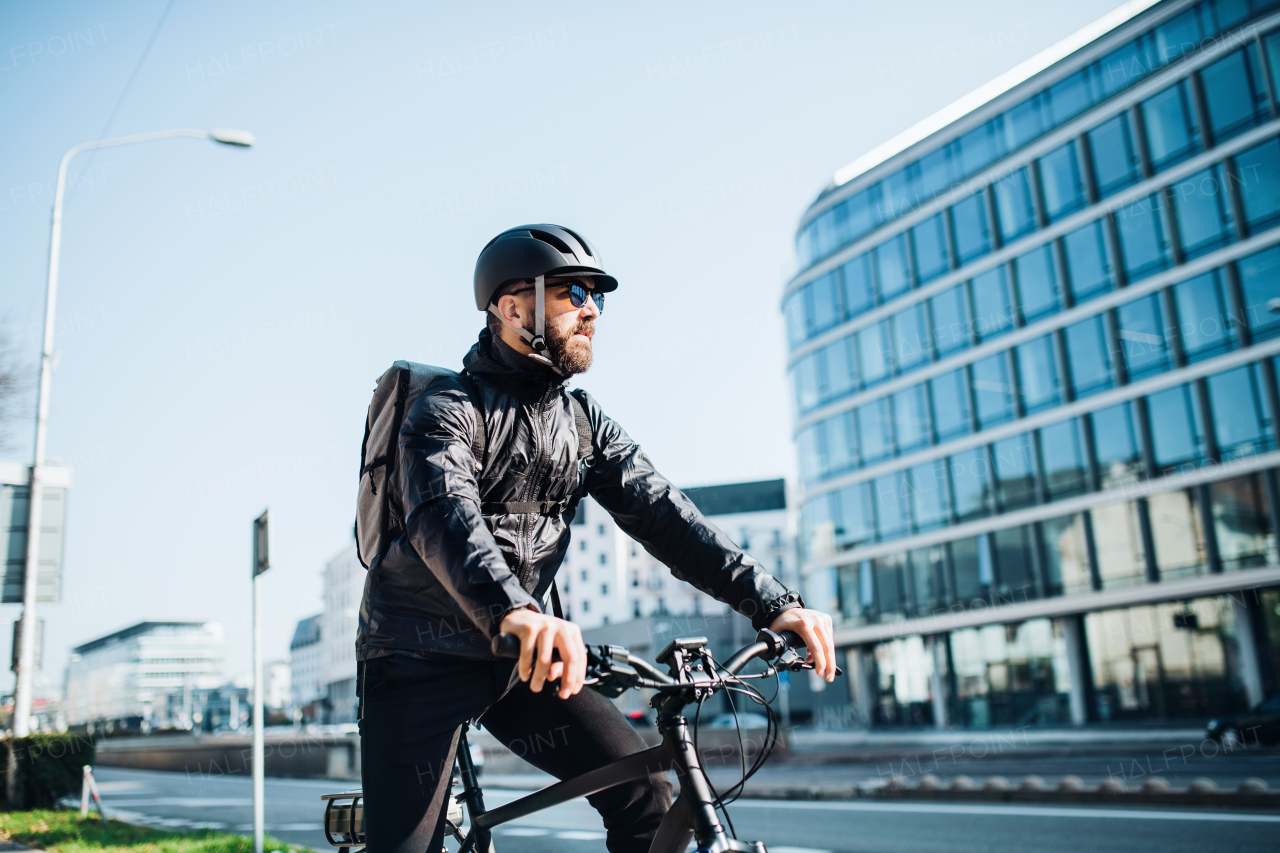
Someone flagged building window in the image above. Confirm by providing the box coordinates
[1172,269,1235,362]
[1211,474,1276,572]
[908,462,950,531]
[948,447,992,521]
[873,472,912,540]
[1116,195,1171,282]
[599,553,608,565]
[1015,334,1061,414]
[856,399,892,466]
[1146,384,1206,473]
[993,166,1037,243]
[809,270,843,334]
[1063,315,1113,399]
[970,266,1015,342]
[857,320,893,386]
[1039,141,1086,221]
[581,570,588,582]
[1116,293,1172,379]
[951,191,993,264]
[842,254,875,314]
[1140,80,1200,172]
[1171,164,1235,260]
[835,483,874,550]
[581,599,590,613]
[600,583,609,596]
[1200,45,1269,144]
[1040,514,1091,596]
[890,303,930,374]
[971,353,1015,428]
[1234,137,1280,235]
[1088,113,1142,198]
[1013,244,1061,324]
[1061,220,1113,303]
[579,540,587,551]
[929,368,972,442]
[891,385,930,455]
[597,524,606,536]
[929,283,972,357]
[1090,501,1147,588]
[1090,401,1142,488]
[632,600,642,618]
[1237,246,1280,342]
[992,433,1037,511]
[912,212,951,283]
[1206,364,1272,460]
[875,234,913,301]
[1039,418,1088,499]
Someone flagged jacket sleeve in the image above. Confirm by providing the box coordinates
[575,390,803,631]
[394,383,540,637]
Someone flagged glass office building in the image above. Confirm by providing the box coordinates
[786,0,1280,727]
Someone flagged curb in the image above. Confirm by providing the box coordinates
[730,775,1280,808]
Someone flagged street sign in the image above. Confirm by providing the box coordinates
[10,618,43,673]
[0,463,69,604]
[253,510,269,577]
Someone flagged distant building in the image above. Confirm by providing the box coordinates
[562,479,798,630]
[265,659,291,711]
[289,614,323,720]
[62,621,225,730]
[784,0,1280,727]
[322,542,363,723]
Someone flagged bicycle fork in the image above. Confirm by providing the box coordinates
[656,717,765,853]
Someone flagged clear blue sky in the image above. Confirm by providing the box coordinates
[0,0,1122,695]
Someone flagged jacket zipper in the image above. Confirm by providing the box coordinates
[518,390,555,584]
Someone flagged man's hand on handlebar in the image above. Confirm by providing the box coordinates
[498,608,587,699]
[768,608,837,682]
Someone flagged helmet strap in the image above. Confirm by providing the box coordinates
[486,274,563,375]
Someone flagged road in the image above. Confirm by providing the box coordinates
[90,766,1278,853]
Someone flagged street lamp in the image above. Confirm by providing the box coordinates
[12,128,256,741]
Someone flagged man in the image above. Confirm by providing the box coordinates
[358,224,836,853]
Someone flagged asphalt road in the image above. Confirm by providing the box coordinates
[90,766,1278,853]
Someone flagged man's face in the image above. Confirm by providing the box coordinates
[502,276,601,375]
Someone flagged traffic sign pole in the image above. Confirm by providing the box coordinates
[252,510,269,853]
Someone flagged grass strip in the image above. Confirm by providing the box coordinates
[0,811,310,853]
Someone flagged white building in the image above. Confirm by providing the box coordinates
[289,614,323,717]
[265,659,291,710]
[62,621,225,728]
[322,541,363,723]
[562,479,798,630]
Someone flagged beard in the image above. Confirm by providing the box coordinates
[544,318,594,375]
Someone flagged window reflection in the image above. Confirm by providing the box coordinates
[948,621,1071,728]
[972,353,1015,428]
[1061,220,1113,303]
[992,433,1037,510]
[1146,384,1206,472]
[1089,113,1142,198]
[842,254,876,315]
[1206,364,1272,459]
[993,167,1037,243]
[1200,45,1269,143]
[890,303,931,374]
[1064,315,1114,398]
[876,234,912,300]
[1238,246,1280,341]
[948,447,992,521]
[1090,402,1143,487]
[1234,138,1280,235]
[912,213,951,283]
[929,283,973,357]
[1115,194,1171,282]
[951,191,993,264]
[930,369,972,442]
[1013,245,1061,324]
[1039,418,1088,499]
[1211,474,1277,572]
[1141,79,1200,171]
[1172,270,1235,362]
[970,266,1015,341]
[1015,335,1061,413]
[1171,165,1235,259]
[1039,141,1085,221]
[892,385,931,454]
[1090,501,1147,588]
[1040,515,1091,596]
[1116,294,1172,379]
[1148,489,1207,579]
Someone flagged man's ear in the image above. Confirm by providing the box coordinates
[498,293,527,328]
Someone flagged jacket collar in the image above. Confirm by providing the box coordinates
[464,329,568,402]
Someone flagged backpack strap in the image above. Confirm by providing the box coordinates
[568,390,594,464]
[455,371,487,476]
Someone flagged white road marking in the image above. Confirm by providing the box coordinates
[556,830,607,840]
[102,798,254,807]
[497,827,550,836]
[734,800,1280,822]
[768,847,835,853]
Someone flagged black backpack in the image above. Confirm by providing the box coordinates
[356,361,594,588]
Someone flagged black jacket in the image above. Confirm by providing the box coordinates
[357,330,802,661]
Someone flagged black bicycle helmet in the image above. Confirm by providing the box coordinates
[473,224,618,311]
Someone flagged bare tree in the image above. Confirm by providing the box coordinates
[0,326,28,450]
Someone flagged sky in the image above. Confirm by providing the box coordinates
[0,0,1123,696]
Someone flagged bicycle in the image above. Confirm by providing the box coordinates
[321,627,837,853]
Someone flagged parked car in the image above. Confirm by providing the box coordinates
[702,712,770,730]
[623,710,654,728]
[1206,694,1280,746]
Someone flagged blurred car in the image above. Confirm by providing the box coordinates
[1206,694,1280,746]
[702,712,770,730]
[623,710,653,728]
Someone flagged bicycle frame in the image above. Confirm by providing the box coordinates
[455,713,761,853]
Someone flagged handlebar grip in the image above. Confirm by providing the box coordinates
[491,633,522,659]
[780,630,806,649]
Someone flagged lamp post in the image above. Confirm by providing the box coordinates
[12,128,256,743]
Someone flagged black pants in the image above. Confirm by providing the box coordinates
[359,653,672,853]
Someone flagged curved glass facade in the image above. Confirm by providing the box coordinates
[787,0,1280,727]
